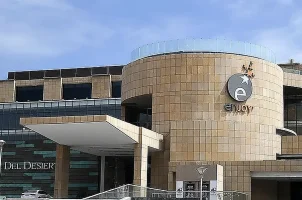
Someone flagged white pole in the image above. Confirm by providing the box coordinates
[196,166,207,200]
[200,178,203,200]
[0,140,5,175]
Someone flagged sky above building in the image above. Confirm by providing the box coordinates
[0,0,300,79]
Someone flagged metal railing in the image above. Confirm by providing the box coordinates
[152,191,247,200]
[283,67,302,75]
[83,184,248,200]
[131,38,276,63]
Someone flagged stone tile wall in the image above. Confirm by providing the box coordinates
[169,160,302,200]
[122,53,284,189]
[0,80,15,102]
[282,135,302,154]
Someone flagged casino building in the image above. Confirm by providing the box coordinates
[1,39,302,200]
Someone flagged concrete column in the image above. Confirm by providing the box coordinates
[92,75,111,98]
[0,80,15,102]
[121,106,126,121]
[54,144,70,198]
[43,78,62,100]
[133,142,148,197]
[100,156,105,192]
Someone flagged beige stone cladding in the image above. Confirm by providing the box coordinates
[122,53,284,189]
[282,135,302,154]
[92,75,111,98]
[169,160,302,200]
[283,71,302,88]
[0,80,15,102]
[122,53,283,162]
[15,79,44,87]
[44,78,62,100]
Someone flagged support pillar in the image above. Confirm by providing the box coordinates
[100,156,105,192]
[54,144,70,198]
[133,142,148,197]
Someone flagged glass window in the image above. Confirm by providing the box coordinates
[63,84,92,100]
[0,99,121,140]
[16,86,43,102]
[111,81,122,98]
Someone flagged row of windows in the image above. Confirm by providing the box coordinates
[284,103,302,135]
[15,81,121,102]
[8,66,124,80]
[0,99,121,140]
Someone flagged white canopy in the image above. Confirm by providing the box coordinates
[21,115,163,156]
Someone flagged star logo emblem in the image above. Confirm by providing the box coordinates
[240,75,249,85]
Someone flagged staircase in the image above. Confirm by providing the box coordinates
[82,184,248,200]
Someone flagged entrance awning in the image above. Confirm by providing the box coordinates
[20,115,163,156]
[252,171,302,180]
[276,127,297,136]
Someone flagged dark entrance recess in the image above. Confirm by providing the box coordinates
[291,182,302,200]
[125,106,152,130]
[16,85,43,102]
[103,156,151,191]
[63,83,92,100]
[123,94,152,130]
[104,156,134,190]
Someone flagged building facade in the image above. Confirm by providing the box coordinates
[1,39,302,199]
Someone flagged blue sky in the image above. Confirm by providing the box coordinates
[0,0,300,79]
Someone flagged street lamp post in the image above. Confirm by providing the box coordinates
[0,140,6,175]
[196,166,208,200]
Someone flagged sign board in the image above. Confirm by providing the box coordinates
[227,73,252,102]
[210,180,218,200]
[3,162,55,170]
[176,181,184,198]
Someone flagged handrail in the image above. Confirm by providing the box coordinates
[82,184,248,199]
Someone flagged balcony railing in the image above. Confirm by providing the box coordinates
[131,38,276,63]
[283,67,302,75]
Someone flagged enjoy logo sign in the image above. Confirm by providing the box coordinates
[225,62,255,114]
[227,73,252,102]
[226,61,255,102]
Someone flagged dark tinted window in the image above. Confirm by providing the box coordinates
[45,70,60,78]
[63,83,92,100]
[30,71,44,79]
[112,81,121,98]
[15,72,30,80]
[16,86,43,102]
[8,72,14,80]
[108,66,123,75]
[92,67,107,75]
[76,68,91,77]
[61,69,76,78]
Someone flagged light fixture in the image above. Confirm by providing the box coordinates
[196,166,208,178]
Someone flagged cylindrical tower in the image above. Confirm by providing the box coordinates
[122,39,283,188]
